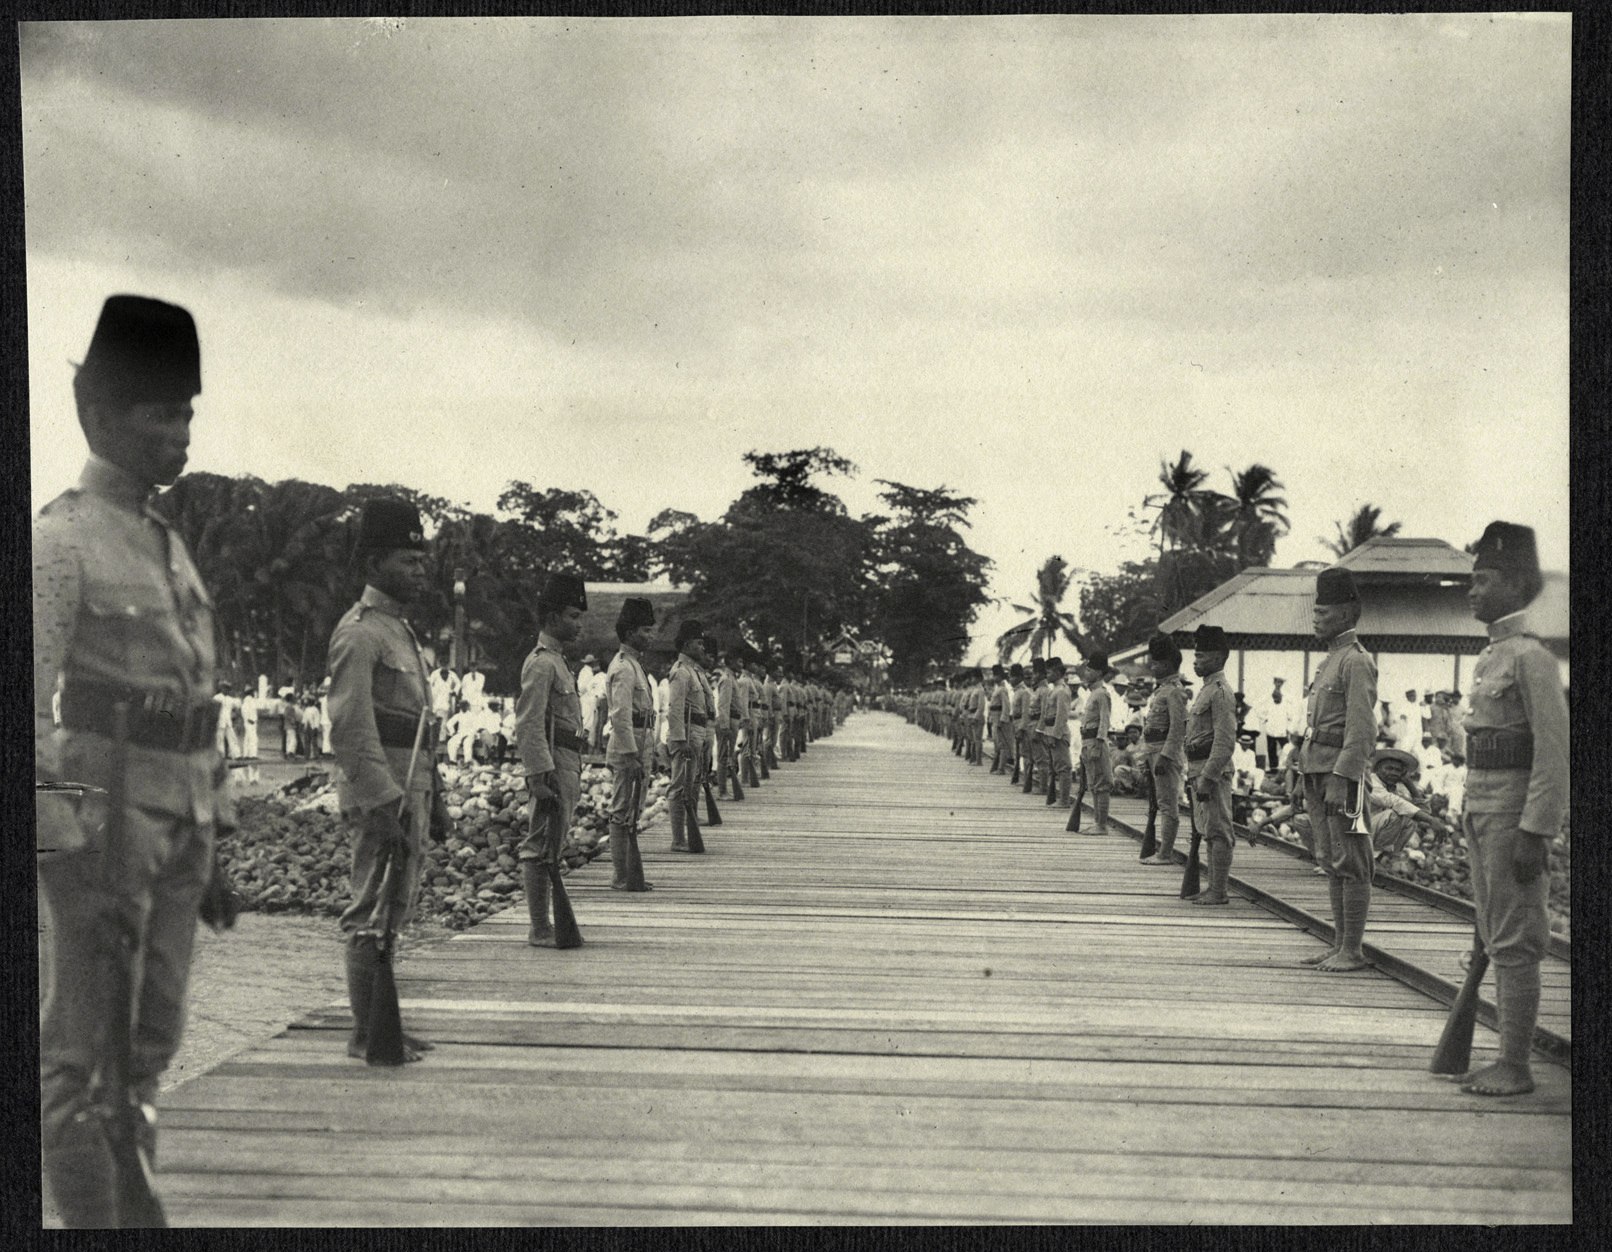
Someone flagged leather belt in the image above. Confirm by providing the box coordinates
[1185,739,1214,762]
[1468,729,1534,770]
[550,727,588,755]
[1080,729,1100,741]
[375,709,437,751]
[632,713,653,730]
[1307,727,1345,749]
[60,678,218,753]
[689,712,709,727]
[1143,728,1168,743]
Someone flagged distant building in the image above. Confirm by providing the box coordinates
[1110,537,1569,701]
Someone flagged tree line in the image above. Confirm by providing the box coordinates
[1001,452,1403,663]
[153,447,993,690]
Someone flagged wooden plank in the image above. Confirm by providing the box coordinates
[153,712,1570,1227]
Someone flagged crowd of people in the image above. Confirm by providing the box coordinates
[33,294,1570,1227]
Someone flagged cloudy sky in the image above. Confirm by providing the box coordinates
[21,14,1569,650]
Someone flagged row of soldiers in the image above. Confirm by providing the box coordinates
[921,551,1568,1104]
[32,295,849,1226]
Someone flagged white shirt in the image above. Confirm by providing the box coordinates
[240,694,260,724]
[577,665,596,696]
[589,670,610,703]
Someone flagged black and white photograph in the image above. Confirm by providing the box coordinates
[22,11,1571,1227]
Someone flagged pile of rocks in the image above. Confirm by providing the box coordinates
[220,760,671,930]
[1248,804,1571,941]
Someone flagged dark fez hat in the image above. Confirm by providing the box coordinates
[357,498,426,553]
[1031,656,1046,670]
[992,664,1005,676]
[674,619,705,650]
[1148,632,1181,664]
[1193,624,1229,653]
[1085,650,1112,675]
[1009,664,1024,678]
[1471,521,1540,580]
[1315,565,1359,606]
[78,294,201,404]
[617,597,656,633]
[540,571,588,613]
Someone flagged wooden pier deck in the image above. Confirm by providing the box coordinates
[155,712,1571,1225]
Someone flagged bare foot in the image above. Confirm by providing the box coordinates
[1316,951,1371,973]
[528,928,556,947]
[403,1032,434,1052]
[1144,854,1176,866]
[348,1039,423,1063]
[1299,948,1338,966]
[1461,1061,1535,1097]
[1191,893,1229,906]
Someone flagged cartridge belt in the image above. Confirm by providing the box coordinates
[374,709,437,751]
[689,712,709,727]
[632,713,653,730]
[60,678,218,753]
[1143,728,1168,743]
[1185,738,1214,762]
[1080,729,1100,741]
[1307,727,1345,749]
[1467,730,1534,770]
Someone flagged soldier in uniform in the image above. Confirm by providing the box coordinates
[1298,567,1379,970]
[736,657,761,788]
[765,664,784,767]
[328,498,445,1060]
[713,649,745,800]
[604,597,658,891]
[1042,658,1074,806]
[1021,658,1047,794]
[1077,651,1116,831]
[987,664,1009,774]
[1456,523,1569,1096]
[35,295,236,1226]
[1183,626,1238,903]
[665,621,711,851]
[513,572,590,945]
[1141,634,1189,866]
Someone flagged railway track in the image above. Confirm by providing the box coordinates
[1082,792,1572,1068]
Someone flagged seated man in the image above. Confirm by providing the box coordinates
[1365,746,1453,857]
[1111,724,1148,795]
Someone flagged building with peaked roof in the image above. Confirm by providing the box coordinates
[1110,538,1568,709]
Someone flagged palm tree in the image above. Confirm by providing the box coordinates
[1226,463,1290,567]
[1324,504,1402,558]
[995,556,1092,664]
[1143,451,1209,555]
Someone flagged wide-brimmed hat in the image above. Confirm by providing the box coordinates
[1371,746,1419,772]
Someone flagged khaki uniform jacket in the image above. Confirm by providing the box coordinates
[1300,628,1377,779]
[666,656,704,745]
[33,457,233,838]
[1463,611,1569,833]
[1144,674,1189,767]
[1185,670,1237,781]
[328,585,435,813]
[515,632,583,778]
[1011,683,1030,732]
[1080,684,1111,741]
[605,644,654,759]
[1046,681,1072,742]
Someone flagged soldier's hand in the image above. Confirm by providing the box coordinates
[1193,776,1215,801]
[528,771,557,802]
[363,803,408,853]
[1512,833,1549,886]
[1323,773,1350,815]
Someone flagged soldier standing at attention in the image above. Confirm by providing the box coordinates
[712,650,739,799]
[1043,658,1074,806]
[1078,652,1116,832]
[988,664,1011,774]
[1141,634,1189,866]
[1183,626,1238,903]
[604,598,658,892]
[1006,664,1029,785]
[35,295,237,1226]
[735,657,760,788]
[1299,568,1379,969]
[513,572,590,945]
[665,621,709,852]
[1022,658,1047,794]
[328,497,442,1060]
[1457,523,1568,1097]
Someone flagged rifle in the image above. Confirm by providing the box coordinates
[1065,757,1087,831]
[1430,928,1490,1075]
[367,702,428,1066]
[1139,765,1159,860]
[537,794,583,949]
[101,702,169,1227]
[1180,786,1203,898]
[703,775,724,827]
[683,785,707,854]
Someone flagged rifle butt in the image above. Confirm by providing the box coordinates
[548,865,584,949]
[703,782,723,827]
[365,936,407,1066]
[1430,938,1491,1075]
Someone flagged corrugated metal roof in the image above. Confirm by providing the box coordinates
[1334,536,1476,578]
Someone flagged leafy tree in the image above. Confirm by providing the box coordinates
[1079,560,1165,655]
[1225,463,1290,567]
[996,556,1091,664]
[868,480,993,684]
[1325,503,1402,557]
[496,482,625,579]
